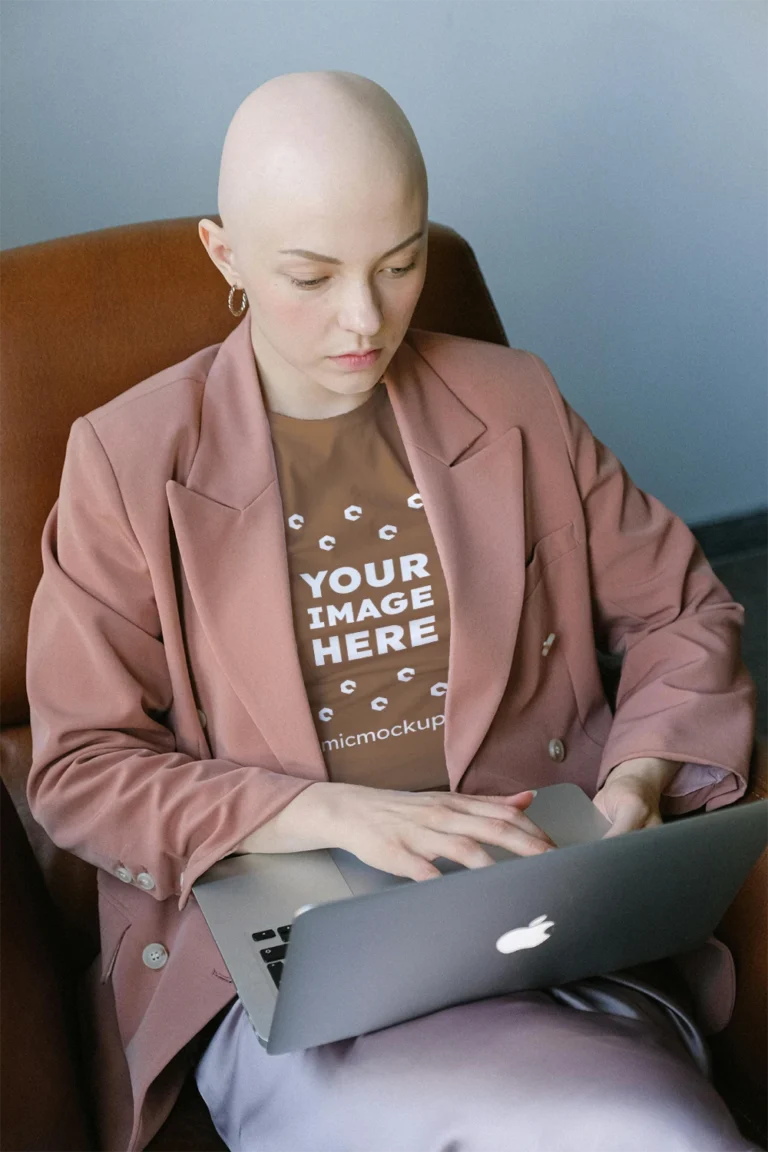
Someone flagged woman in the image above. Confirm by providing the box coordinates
[26,71,758,1151]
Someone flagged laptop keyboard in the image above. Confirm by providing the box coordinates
[252,924,292,987]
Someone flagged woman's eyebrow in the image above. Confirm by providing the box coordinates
[277,230,425,265]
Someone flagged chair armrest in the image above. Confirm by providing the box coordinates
[0,778,94,1150]
[710,737,767,1147]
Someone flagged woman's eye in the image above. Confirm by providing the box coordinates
[386,260,418,278]
[290,261,417,291]
[287,276,324,290]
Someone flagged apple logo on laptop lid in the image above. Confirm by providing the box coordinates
[495,914,555,954]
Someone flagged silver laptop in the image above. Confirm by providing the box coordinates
[193,783,768,1055]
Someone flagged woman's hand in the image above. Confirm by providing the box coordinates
[593,756,680,837]
[234,781,556,877]
[317,783,557,881]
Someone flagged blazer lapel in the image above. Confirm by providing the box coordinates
[384,337,527,791]
[167,317,526,792]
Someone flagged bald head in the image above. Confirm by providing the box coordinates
[217,70,427,259]
[199,71,429,419]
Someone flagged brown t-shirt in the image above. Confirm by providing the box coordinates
[267,379,451,792]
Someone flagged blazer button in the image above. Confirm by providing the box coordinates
[136,871,156,891]
[142,943,168,970]
[548,738,566,763]
[541,632,557,657]
[114,864,134,884]
[197,708,207,729]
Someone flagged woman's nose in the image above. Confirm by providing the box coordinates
[338,286,385,329]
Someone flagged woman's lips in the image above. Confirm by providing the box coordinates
[329,349,381,369]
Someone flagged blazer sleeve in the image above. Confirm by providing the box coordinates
[26,416,317,910]
[526,353,757,815]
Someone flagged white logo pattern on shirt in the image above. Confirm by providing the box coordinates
[286,494,445,718]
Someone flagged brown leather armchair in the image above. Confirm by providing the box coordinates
[1,217,765,1151]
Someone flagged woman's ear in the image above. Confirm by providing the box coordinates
[198,218,237,283]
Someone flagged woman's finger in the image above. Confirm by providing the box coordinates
[431,809,555,857]
[396,844,445,882]
[601,796,650,838]
[419,830,499,871]
[496,789,537,808]
[438,794,556,847]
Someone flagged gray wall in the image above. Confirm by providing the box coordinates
[2,1,765,526]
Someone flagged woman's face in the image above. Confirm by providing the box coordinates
[207,161,428,416]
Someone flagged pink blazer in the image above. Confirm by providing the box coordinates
[26,316,756,1150]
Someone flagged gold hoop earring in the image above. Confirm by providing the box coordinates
[228,284,248,317]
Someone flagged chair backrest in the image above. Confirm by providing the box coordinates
[0,216,509,966]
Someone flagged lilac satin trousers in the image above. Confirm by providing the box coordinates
[195,967,758,1152]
